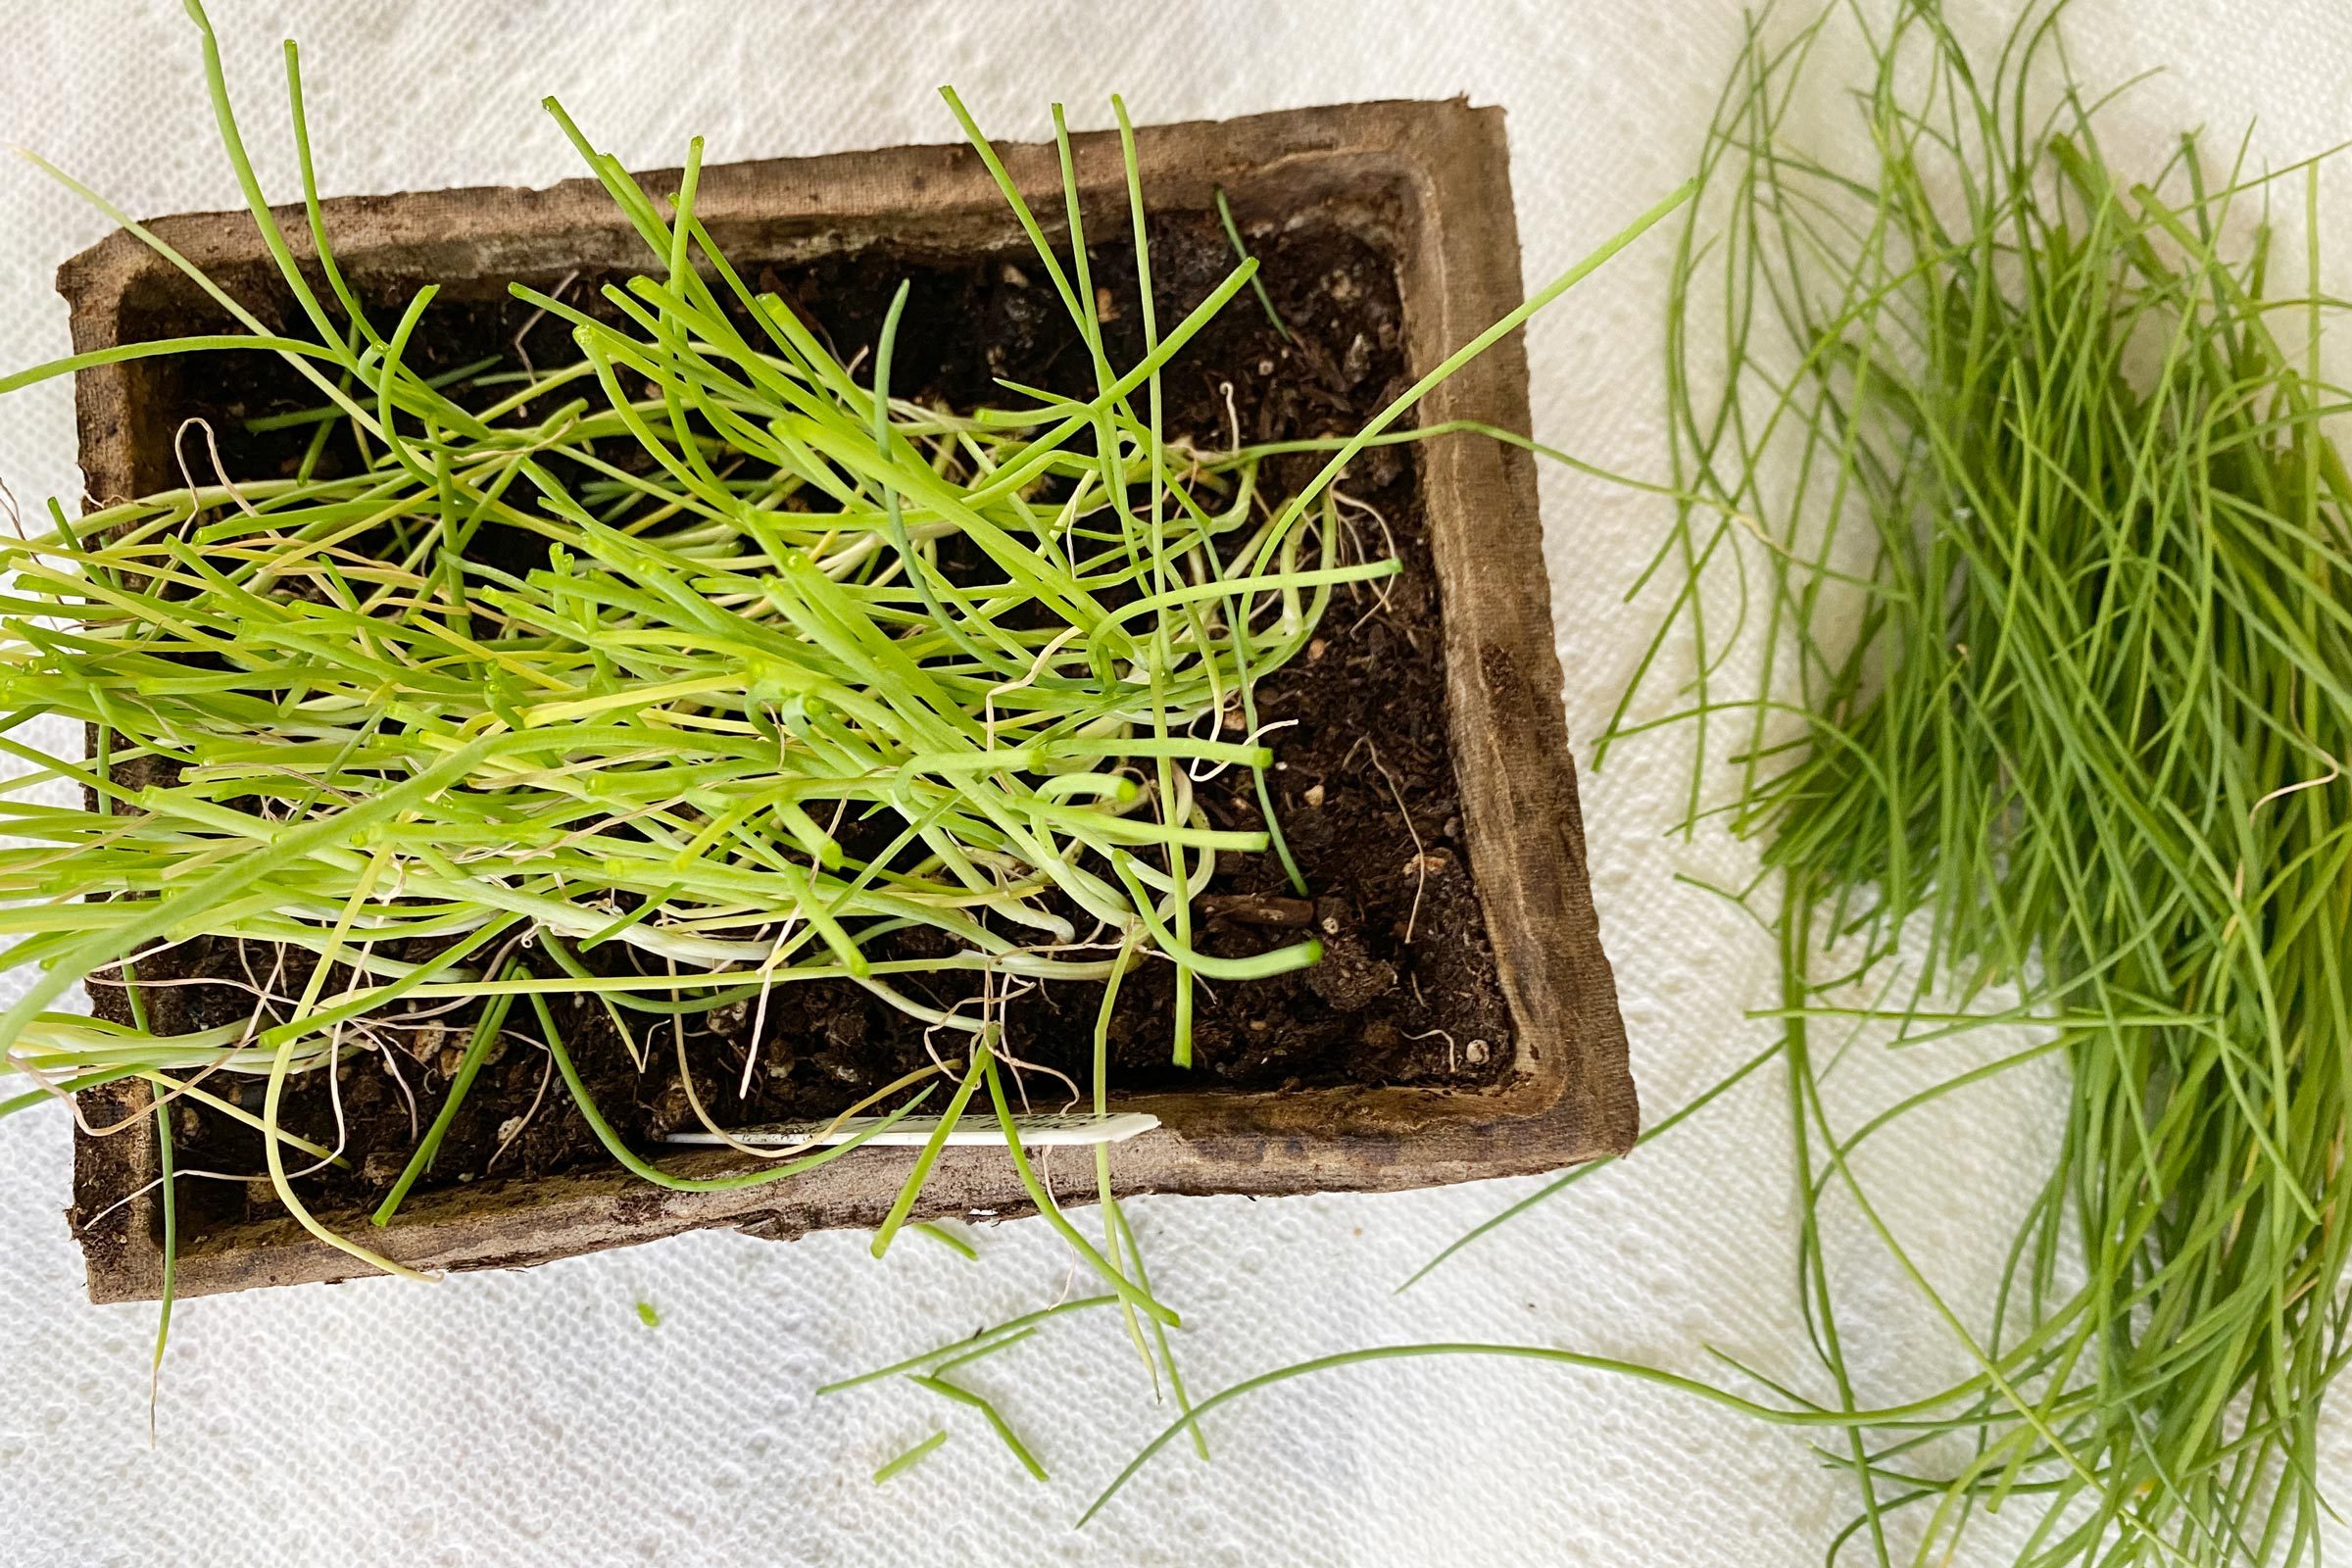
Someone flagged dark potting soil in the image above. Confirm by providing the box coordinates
[106,207,1515,1238]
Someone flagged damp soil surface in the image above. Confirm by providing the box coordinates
[101,207,1515,1239]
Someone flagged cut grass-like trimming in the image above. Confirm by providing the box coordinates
[1103,4,2352,1562]
[871,1428,949,1485]
[1611,8,2352,1559]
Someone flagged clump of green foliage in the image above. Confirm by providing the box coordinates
[0,0,1380,1325]
[0,2,1685,1471]
[1628,6,2352,1559]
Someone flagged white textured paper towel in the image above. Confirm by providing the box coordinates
[2,3,2348,1564]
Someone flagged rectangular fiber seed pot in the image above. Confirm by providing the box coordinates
[57,99,1634,1301]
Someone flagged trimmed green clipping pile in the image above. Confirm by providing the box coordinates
[1608,4,2352,1563]
[1102,4,2352,1562]
[1631,6,2352,1560]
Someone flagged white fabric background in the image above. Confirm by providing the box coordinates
[1,3,2347,1564]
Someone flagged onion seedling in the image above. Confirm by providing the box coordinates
[0,20,1343,1311]
[0,0,1681,1390]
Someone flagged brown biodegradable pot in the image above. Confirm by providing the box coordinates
[56,99,1633,1301]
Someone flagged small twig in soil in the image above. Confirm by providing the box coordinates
[1195,894,1316,928]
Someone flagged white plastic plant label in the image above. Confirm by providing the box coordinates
[662,1111,1160,1149]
